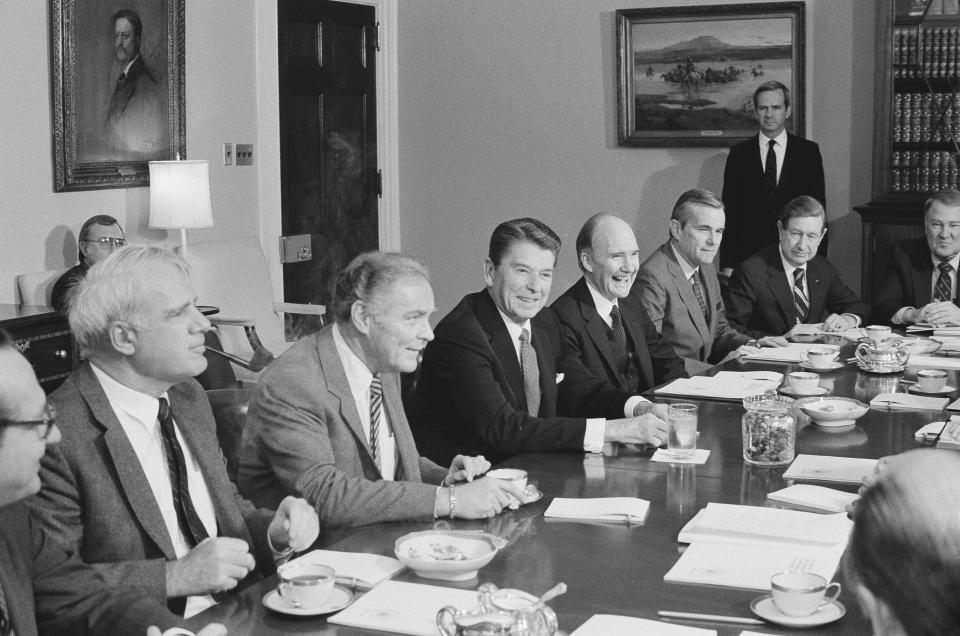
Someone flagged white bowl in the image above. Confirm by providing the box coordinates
[899,337,942,355]
[394,530,506,581]
[798,397,869,427]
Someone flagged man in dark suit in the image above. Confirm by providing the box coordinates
[413,218,669,466]
[633,190,787,375]
[0,331,225,636]
[874,188,960,326]
[31,246,319,618]
[552,213,686,410]
[720,80,826,273]
[239,252,522,527]
[725,195,868,337]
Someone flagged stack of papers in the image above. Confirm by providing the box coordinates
[907,323,960,335]
[329,581,477,635]
[783,454,878,484]
[544,497,650,524]
[869,392,950,410]
[767,484,860,513]
[740,342,815,363]
[676,503,851,548]
[654,371,782,400]
[284,549,405,590]
[915,420,960,449]
[571,615,716,635]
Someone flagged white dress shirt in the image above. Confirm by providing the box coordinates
[759,129,788,183]
[90,363,217,618]
[892,251,960,324]
[331,323,397,480]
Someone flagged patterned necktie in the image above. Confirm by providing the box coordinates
[935,261,954,302]
[793,267,810,323]
[519,328,541,417]
[157,398,210,548]
[369,374,382,469]
[690,272,709,321]
[610,305,627,348]
[764,139,778,189]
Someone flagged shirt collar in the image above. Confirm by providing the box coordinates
[670,242,700,280]
[332,323,374,399]
[760,128,788,150]
[779,249,806,279]
[930,251,960,272]
[121,55,140,77]
[584,277,617,320]
[90,362,167,428]
[495,307,531,343]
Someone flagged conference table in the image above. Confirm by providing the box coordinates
[191,336,951,635]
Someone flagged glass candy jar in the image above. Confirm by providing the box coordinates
[742,392,796,466]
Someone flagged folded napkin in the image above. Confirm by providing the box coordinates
[651,448,711,465]
[767,484,859,513]
[869,392,949,411]
[544,497,650,523]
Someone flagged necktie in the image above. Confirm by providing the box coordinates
[369,374,382,469]
[690,272,709,321]
[764,139,778,189]
[935,261,954,302]
[610,305,627,348]
[793,268,810,323]
[157,398,210,548]
[115,72,126,90]
[519,328,541,417]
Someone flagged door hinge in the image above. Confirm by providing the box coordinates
[377,169,383,198]
[374,22,381,51]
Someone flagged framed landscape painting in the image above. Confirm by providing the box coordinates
[50,0,185,191]
[616,2,805,147]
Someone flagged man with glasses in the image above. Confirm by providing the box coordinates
[0,329,226,635]
[51,214,127,313]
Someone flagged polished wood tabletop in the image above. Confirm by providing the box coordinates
[191,338,951,635]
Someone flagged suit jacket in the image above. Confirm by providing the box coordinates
[238,324,448,528]
[413,290,626,466]
[724,244,869,337]
[0,501,185,636]
[873,238,960,323]
[32,363,274,611]
[551,278,686,404]
[633,242,750,375]
[720,133,826,269]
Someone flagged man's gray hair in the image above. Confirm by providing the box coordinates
[670,189,724,228]
[331,251,430,323]
[923,188,960,216]
[70,245,192,354]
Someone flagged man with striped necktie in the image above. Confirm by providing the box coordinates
[725,195,868,338]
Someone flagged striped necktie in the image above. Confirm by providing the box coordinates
[157,398,210,548]
[935,261,953,302]
[690,272,710,321]
[369,374,382,469]
[519,328,541,416]
[793,267,810,323]
[765,139,778,189]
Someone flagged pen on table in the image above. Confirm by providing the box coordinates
[657,610,765,626]
[335,576,372,591]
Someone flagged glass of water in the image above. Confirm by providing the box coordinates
[667,403,698,459]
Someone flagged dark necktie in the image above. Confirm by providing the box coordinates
[764,139,778,189]
[519,328,541,417]
[0,580,11,636]
[369,374,382,469]
[115,72,127,90]
[610,305,627,348]
[690,272,709,321]
[157,398,210,548]
[935,261,954,302]
[793,268,810,323]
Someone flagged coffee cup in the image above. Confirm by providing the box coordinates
[788,371,821,394]
[486,468,528,505]
[803,346,839,369]
[917,369,949,393]
[277,562,335,609]
[864,324,893,344]
[770,571,841,617]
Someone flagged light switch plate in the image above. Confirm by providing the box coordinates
[236,144,253,166]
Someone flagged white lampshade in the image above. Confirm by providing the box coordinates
[148,159,213,230]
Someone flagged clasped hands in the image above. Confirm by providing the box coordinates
[909,301,960,326]
[437,455,526,520]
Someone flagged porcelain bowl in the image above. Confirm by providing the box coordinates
[394,530,506,581]
[797,397,869,427]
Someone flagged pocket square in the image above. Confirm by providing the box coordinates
[555,373,565,384]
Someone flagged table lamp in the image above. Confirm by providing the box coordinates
[148,159,213,259]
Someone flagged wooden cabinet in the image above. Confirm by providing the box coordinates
[0,304,75,394]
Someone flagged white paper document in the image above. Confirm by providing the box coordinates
[571,615,716,635]
[284,549,405,590]
[544,497,650,523]
[870,392,950,410]
[915,420,960,450]
[907,323,960,335]
[903,354,960,370]
[767,484,860,513]
[654,371,782,400]
[783,454,878,484]
[740,343,814,363]
[651,448,711,464]
[328,580,477,636]
[677,503,852,548]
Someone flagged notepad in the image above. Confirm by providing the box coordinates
[915,420,960,450]
[870,392,950,410]
[767,484,860,513]
[328,581,477,635]
[654,371,782,400]
[677,503,852,548]
[783,454,878,484]
[285,549,405,590]
[544,497,650,523]
[571,615,716,635]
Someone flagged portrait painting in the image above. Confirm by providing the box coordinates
[51,0,185,191]
[616,3,805,147]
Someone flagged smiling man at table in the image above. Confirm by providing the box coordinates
[238,252,524,527]
[724,195,868,338]
[412,217,669,466]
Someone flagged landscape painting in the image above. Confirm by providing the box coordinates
[617,3,805,147]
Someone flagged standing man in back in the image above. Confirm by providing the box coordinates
[720,81,825,274]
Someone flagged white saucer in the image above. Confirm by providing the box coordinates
[908,384,958,395]
[262,585,354,616]
[800,361,844,371]
[750,595,845,628]
[779,385,829,397]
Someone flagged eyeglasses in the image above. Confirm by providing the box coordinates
[0,403,57,440]
[82,237,128,249]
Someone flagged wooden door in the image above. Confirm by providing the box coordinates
[278,0,379,336]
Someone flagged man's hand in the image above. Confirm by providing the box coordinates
[443,454,492,485]
[757,335,789,347]
[918,301,960,326]
[439,478,525,519]
[268,496,320,554]
[822,313,857,332]
[146,624,228,636]
[605,413,668,446]
[165,537,256,597]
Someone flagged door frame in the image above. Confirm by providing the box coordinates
[255,0,400,302]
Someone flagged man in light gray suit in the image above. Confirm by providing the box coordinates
[238,251,524,528]
[632,189,786,374]
[32,246,319,618]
